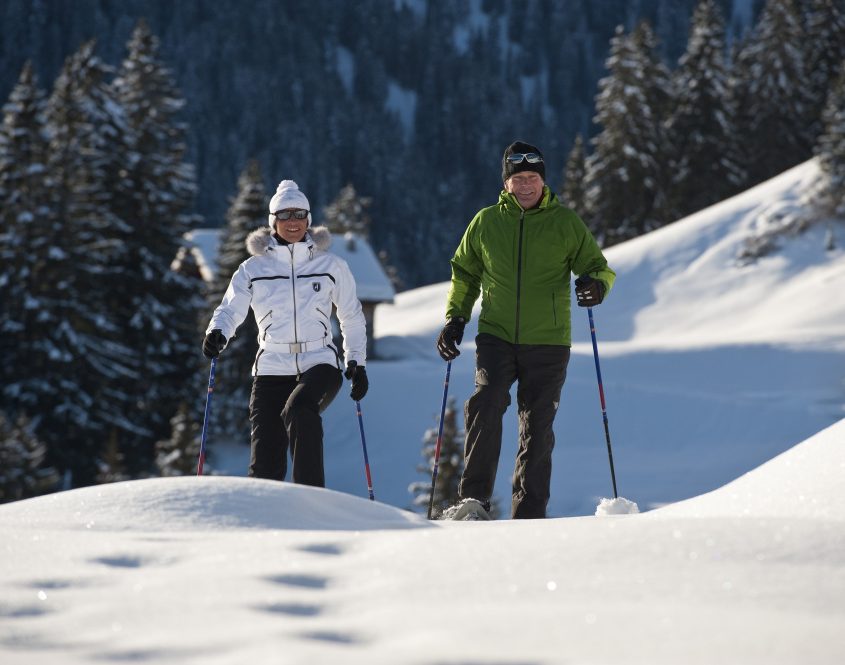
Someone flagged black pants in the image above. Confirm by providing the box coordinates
[248,364,343,486]
[460,333,570,519]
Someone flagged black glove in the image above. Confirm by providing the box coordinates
[575,276,606,307]
[436,317,466,361]
[202,329,227,358]
[344,361,369,401]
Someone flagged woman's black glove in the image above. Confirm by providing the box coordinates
[436,317,466,361]
[345,361,369,401]
[202,329,227,358]
[575,276,606,307]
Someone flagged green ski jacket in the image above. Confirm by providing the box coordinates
[446,187,615,346]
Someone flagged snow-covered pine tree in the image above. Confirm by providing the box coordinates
[206,159,267,441]
[323,183,372,237]
[410,398,465,517]
[584,22,673,245]
[39,40,137,486]
[803,0,845,139]
[560,133,587,213]
[816,64,845,217]
[111,20,205,470]
[410,399,502,518]
[155,402,203,477]
[731,0,815,187]
[0,63,53,416]
[0,411,59,503]
[665,0,745,220]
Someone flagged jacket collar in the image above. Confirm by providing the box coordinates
[245,226,332,257]
[499,186,555,214]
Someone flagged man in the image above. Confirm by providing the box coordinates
[437,141,615,519]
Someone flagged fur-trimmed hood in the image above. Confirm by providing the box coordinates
[245,226,332,257]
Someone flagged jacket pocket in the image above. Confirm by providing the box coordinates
[551,292,557,325]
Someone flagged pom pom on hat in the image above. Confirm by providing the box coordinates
[501,140,546,182]
[268,180,312,227]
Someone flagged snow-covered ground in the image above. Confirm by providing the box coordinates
[1,419,843,664]
[2,159,844,663]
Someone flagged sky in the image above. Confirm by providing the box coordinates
[1,158,843,664]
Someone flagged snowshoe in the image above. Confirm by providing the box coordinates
[440,498,492,521]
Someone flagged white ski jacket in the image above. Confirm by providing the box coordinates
[206,226,367,376]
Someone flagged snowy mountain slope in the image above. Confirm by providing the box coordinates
[596,160,845,350]
[1,419,843,664]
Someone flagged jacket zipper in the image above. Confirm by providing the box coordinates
[514,209,525,344]
[288,245,301,378]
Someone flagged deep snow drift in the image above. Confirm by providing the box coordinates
[1,418,843,664]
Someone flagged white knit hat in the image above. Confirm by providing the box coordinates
[268,179,312,227]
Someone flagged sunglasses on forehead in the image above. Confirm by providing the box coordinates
[273,209,309,221]
[506,152,544,164]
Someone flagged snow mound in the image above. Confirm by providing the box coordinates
[595,497,640,516]
[653,417,845,520]
[0,476,431,532]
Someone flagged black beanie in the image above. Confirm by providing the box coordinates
[501,140,546,182]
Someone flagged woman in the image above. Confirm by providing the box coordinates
[203,179,369,486]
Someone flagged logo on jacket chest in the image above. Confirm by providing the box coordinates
[312,282,321,292]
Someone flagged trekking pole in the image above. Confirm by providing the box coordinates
[587,307,619,498]
[196,357,217,476]
[355,401,375,501]
[427,360,452,519]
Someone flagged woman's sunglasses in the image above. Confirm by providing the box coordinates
[274,209,309,221]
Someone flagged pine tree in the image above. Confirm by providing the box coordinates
[110,20,205,471]
[665,0,745,220]
[560,133,587,213]
[37,40,137,486]
[584,22,673,245]
[410,398,465,517]
[410,398,501,518]
[0,63,53,414]
[207,159,267,441]
[0,412,59,503]
[323,183,372,237]
[732,0,814,187]
[816,65,845,217]
[804,0,845,138]
[155,402,203,477]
